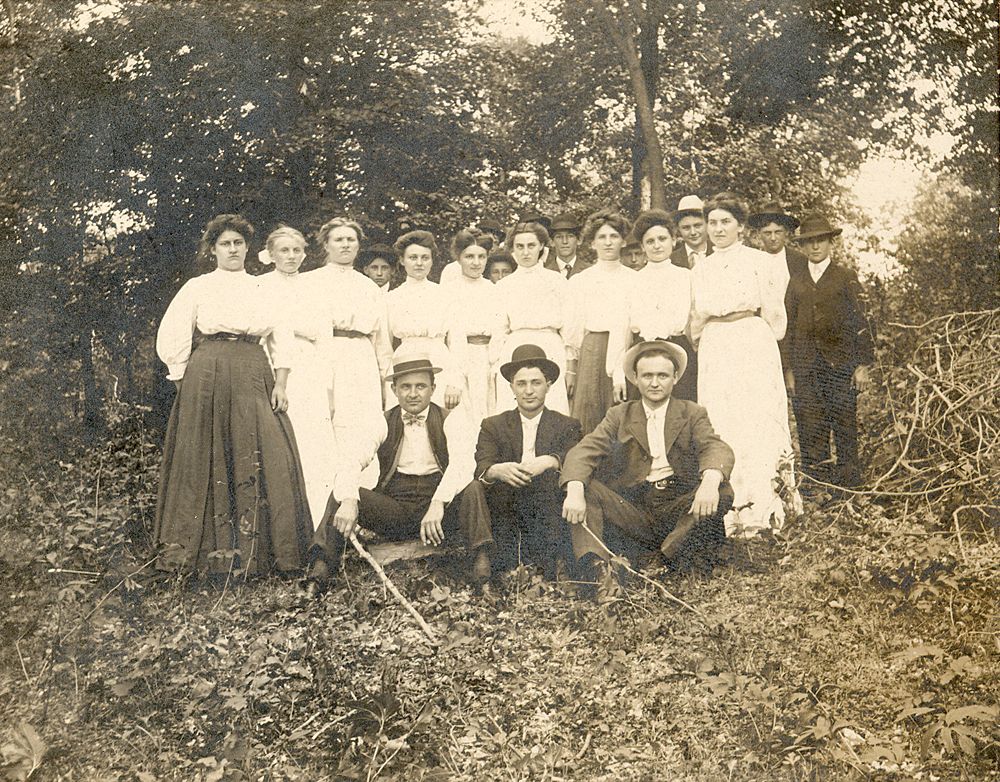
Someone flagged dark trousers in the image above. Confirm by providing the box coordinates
[584,477,733,564]
[312,472,466,564]
[792,357,860,486]
[459,474,604,573]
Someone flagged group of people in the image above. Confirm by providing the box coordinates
[154,193,874,597]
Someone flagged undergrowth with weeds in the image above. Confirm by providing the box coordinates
[1,410,997,781]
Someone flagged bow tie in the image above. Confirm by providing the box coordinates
[403,412,425,427]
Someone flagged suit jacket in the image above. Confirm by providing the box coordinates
[544,254,594,279]
[670,241,712,270]
[784,246,809,277]
[782,259,874,371]
[560,399,734,494]
[475,408,582,480]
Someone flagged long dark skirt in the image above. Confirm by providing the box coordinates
[571,330,614,433]
[154,340,311,576]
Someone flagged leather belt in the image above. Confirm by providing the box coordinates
[466,335,490,345]
[332,328,367,339]
[205,332,260,344]
[709,309,758,324]
[648,477,679,491]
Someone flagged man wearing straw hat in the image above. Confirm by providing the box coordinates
[784,213,874,488]
[561,340,735,566]
[306,355,477,589]
[670,195,712,269]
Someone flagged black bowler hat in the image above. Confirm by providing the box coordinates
[386,356,442,383]
[500,344,560,383]
[795,213,843,241]
[749,201,800,231]
[550,212,581,234]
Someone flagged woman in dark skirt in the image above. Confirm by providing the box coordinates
[154,214,311,577]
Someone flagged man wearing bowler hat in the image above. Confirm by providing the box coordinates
[670,195,712,269]
[545,212,594,279]
[749,200,808,278]
[306,354,477,589]
[784,214,874,488]
[459,345,597,582]
[561,340,735,567]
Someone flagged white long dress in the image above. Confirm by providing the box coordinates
[302,263,392,502]
[385,277,459,409]
[491,263,570,414]
[690,242,801,537]
[259,270,338,525]
[445,273,500,425]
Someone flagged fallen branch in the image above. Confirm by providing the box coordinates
[349,533,438,643]
[579,522,707,622]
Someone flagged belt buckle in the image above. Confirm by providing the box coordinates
[653,478,674,490]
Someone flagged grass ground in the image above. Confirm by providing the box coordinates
[1,418,997,781]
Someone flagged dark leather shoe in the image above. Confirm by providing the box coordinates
[304,559,331,596]
[472,549,492,583]
[660,513,698,560]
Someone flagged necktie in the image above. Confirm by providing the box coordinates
[403,412,424,427]
[563,264,571,278]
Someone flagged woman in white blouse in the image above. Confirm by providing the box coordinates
[155,214,310,576]
[690,193,801,536]
[384,230,461,410]
[303,218,390,501]
[565,208,635,432]
[258,225,338,529]
[444,229,499,423]
[491,221,570,414]
[608,209,696,403]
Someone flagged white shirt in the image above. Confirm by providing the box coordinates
[689,242,789,344]
[396,408,440,476]
[564,260,635,361]
[809,258,831,283]
[608,260,692,386]
[156,268,294,380]
[555,255,577,278]
[643,401,674,482]
[492,262,570,364]
[519,413,540,461]
[685,245,708,268]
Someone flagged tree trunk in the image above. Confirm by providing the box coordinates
[590,0,667,209]
[631,13,661,208]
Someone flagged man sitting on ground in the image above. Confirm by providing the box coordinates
[561,341,735,569]
[306,356,476,590]
[459,345,600,582]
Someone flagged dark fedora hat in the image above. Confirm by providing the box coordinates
[386,355,442,383]
[749,201,800,231]
[479,217,506,237]
[795,213,843,241]
[500,344,560,383]
[521,209,552,230]
[549,212,581,233]
[623,340,687,385]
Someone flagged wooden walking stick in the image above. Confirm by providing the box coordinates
[348,532,438,643]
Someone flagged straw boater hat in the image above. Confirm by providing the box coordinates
[500,344,560,383]
[795,214,843,242]
[623,340,688,385]
[748,201,800,232]
[672,195,706,222]
[386,355,441,383]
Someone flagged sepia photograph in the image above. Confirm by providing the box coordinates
[0,0,997,779]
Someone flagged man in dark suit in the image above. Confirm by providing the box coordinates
[749,201,808,277]
[459,345,598,581]
[544,212,594,279]
[670,195,712,269]
[784,214,874,487]
[306,356,477,589]
[561,341,735,567]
